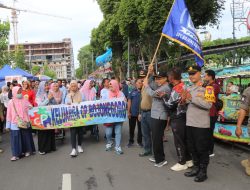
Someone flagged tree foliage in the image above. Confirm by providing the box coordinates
[203,36,250,68]
[76,45,95,79]
[0,21,10,67]
[88,0,225,78]
[13,45,29,71]
[43,64,56,79]
[31,65,41,75]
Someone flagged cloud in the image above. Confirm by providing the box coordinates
[0,0,103,67]
[199,0,250,40]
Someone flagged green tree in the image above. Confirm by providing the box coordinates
[77,45,95,79]
[13,45,29,70]
[75,66,84,79]
[0,21,10,67]
[31,65,41,75]
[43,64,56,78]
[90,0,225,78]
[203,36,250,68]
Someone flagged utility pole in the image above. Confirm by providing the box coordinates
[85,60,88,78]
[92,51,94,73]
[11,0,18,48]
[232,0,236,65]
[29,46,32,73]
[232,0,236,40]
[127,37,130,79]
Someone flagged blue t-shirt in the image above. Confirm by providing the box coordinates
[122,84,129,98]
[128,88,141,116]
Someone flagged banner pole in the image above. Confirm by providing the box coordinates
[150,34,163,66]
[145,34,163,79]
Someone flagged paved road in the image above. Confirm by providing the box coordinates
[0,123,249,190]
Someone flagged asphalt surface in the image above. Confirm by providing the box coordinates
[0,123,250,190]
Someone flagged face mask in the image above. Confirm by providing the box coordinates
[16,94,23,99]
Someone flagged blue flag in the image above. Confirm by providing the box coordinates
[162,0,204,67]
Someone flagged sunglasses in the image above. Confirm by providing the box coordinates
[188,72,196,76]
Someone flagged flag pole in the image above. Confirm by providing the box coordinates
[150,34,163,66]
[145,34,163,79]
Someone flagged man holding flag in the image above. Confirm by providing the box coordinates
[157,0,210,182]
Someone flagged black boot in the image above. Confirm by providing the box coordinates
[194,164,208,182]
[184,165,199,177]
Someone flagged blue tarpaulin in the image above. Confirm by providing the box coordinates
[0,65,35,81]
[0,65,21,81]
[216,65,250,77]
[13,67,34,79]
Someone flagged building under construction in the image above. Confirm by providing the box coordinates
[10,38,75,79]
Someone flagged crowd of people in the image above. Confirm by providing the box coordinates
[0,64,249,182]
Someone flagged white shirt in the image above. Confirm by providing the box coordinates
[100,88,109,100]
[0,92,9,108]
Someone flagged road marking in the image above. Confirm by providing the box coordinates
[62,173,71,190]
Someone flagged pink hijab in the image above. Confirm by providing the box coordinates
[50,83,62,104]
[80,80,96,101]
[109,80,123,98]
[7,86,31,123]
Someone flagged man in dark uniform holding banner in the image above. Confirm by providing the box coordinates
[183,66,212,182]
[235,87,250,176]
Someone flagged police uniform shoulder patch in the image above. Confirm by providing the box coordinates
[204,86,216,103]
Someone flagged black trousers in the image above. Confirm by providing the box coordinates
[151,118,167,164]
[187,126,210,166]
[70,127,83,149]
[0,120,4,133]
[0,107,7,133]
[129,116,142,144]
[209,116,218,154]
[171,114,191,165]
[38,130,56,153]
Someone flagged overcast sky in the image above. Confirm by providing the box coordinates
[0,0,103,67]
[0,0,250,68]
[199,0,250,40]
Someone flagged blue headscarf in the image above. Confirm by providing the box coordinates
[36,81,47,98]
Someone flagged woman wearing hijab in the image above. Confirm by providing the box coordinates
[49,83,63,105]
[6,86,34,161]
[80,80,97,135]
[101,79,126,155]
[22,81,37,107]
[35,81,56,155]
[66,80,84,157]
[80,80,96,101]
